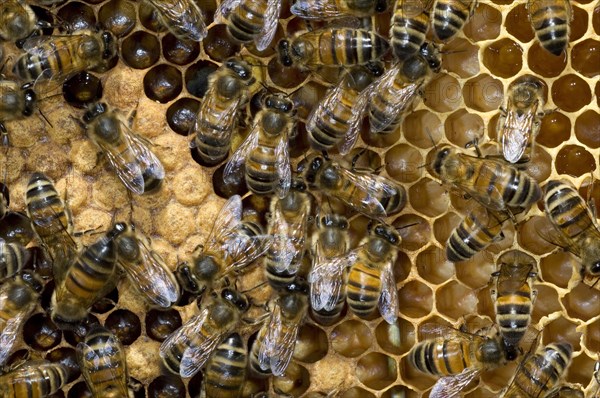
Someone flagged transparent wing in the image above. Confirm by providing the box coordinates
[290,0,347,19]
[533,215,579,257]
[339,83,372,155]
[21,34,80,56]
[500,100,536,164]
[275,131,292,198]
[203,195,244,254]
[305,80,344,137]
[419,323,473,341]
[453,155,507,210]
[77,334,129,396]
[223,124,260,185]
[214,0,244,22]
[223,233,273,271]
[258,304,300,377]
[148,0,207,41]
[379,261,398,325]
[268,202,296,272]
[0,361,61,383]
[369,70,420,135]
[335,166,400,216]
[400,0,434,17]
[309,248,357,311]
[121,123,165,194]
[0,295,34,365]
[429,368,482,398]
[255,0,281,51]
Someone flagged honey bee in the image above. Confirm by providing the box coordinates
[215,0,282,51]
[0,0,49,42]
[83,102,165,195]
[77,325,131,398]
[265,179,312,290]
[0,360,69,397]
[365,42,441,134]
[527,0,572,56]
[297,153,406,219]
[408,323,508,398]
[191,57,257,167]
[176,194,271,294]
[497,75,546,164]
[446,207,506,262]
[431,0,478,42]
[14,30,117,87]
[277,28,390,69]
[51,224,122,325]
[250,280,309,377]
[542,180,600,281]
[203,333,247,398]
[0,239,30,279]
[146,0,207,42]
[0,274,41,365]
[306,62,383,154]
[427,145,542,212]
[308,211,350,325]
[290,0,388,19]
[223,93,295,198]
[390,0,432,60]
[0,80,37,147]
[491,250,537,361]
[160,288,251,378]
[502,342,572,398]
[114,223,180,308]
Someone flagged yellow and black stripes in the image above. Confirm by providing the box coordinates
[390,0,430,59]
[528,0,571,56]
[205,333,247,398]
[432,0,477,42]
[0,362,68,398]
[544,180,592,240]
[446,209,503,262]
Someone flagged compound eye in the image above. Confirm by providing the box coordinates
[590,261,600,276]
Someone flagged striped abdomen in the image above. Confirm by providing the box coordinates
[368,78,420,134]
[0,241,28,279]
[432,0,477,41]
[227,0,266,43]
[346,260,382,318]
[390,0,430,59]
[408,338,474,376]
[245,131,280,196]
[446,209,503,262]
[0,362,68,398]
[544,180,592,241]
[249,325,271,376]
[528,0,571,56]
[0,278,37,329]
[26,172,71,240]
[205,333,247,398]
[495,281,533,356]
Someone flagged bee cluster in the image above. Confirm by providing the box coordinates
[0,0,599,397]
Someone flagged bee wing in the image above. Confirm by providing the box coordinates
[290,0,347,19]
[378,261,398,325]
[500,102,535,164]
[335,166,400,216]
[223,124,260,185]
[269,203,297,272]
[533,216,579,256]
[94,130,145,195]
[148,0,207,41]
[203,195,244,253]
[419,323,471,340]
[306,79,343,134]
[275,131,292,199]
[309,248,357,311]
[214,0,244,21]
[429,367,482,398]
[189,85,242,147]
[21,34,75,56]
[0,297,34,366]
[120,123,165,193]
[255,0,282,51]
[259,304,300,377]
[339,84,372,155]
[224,233,273,271]
[77,334,129,396]
[400,0,434,17]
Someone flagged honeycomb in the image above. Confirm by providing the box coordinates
[0,0,599,397]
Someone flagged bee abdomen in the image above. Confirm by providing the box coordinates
[246,148,277,195]
[390,12,429,59]
[0,241,28,279]
[503,168,541,208]
[432,0,472,41]
[228,2,264,43]
[530,2,570,55]
[346,263,380,317]
[205,333,247,398]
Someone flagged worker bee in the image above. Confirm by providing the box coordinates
[250,280,309,377]
[527,0,572,56]
[297,153,406,219]
[146,0,207,42]
[0,0,50,43]
[0,360,69,397]
[427,144,542,212]
[0,274,42,366]
[191,57,257,167]
[223,93,295,198]
[541,180,600,282]
[502,342,572,398]
[497,75,546,164]
[446,207,506,262]
[491,250,537,361]
[215,0,282,51]
[0,239,30,279]
[308,211,350,325]
[176,194,271,294]
[51,224,122,325]
[306,62,383,154]
[408,323,508,398]
[265,179,312,290]
[203,333,247,398]
[390,0,432,60]
[365,42,441,134]
[14,29,117,87]
[431,0,478,42]
[114,222,180,308]
[0,80,37,148]
[290,0,388,19]
[83,102,165,195]
[160,288,251,378]
[77,326,131,398]
[277,28,390,69]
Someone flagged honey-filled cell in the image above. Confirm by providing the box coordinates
[571,39,600,78]
[422,73,462,113]
[148,375,186,398]
[98,0,136,37]
[462,3,502,42]
[267,57,310,89]
[574,110,600,149]
[272,362,310,397]
[531,284,562,324]
[105,309,142,345]
[62,72,103,109]
[595,2,600,34]
[585,318,600,351]
[454,252,496,289]
[409,178,448,217]
[537,111,571,148]
[162,33,201,66]
[444,109,484,148]
[356,352,398,390]
[524,146,552,183]
[145,308,182,342]
[566,353,595,386]
[551,74,592,113]
[540,251,577,289]
[293,324,328,363]
[542,316,582,352]
[505,3,534,43]
[184,60,219,98]
[436,281,478,320]
[203,25,241,62]
[555,145,597,177]
[166,97,200,136]
[23,313,62,351]
[393,214,431,252]
[331,320,373,358]
[442,38,480,78]
[402,110,443,149]
[527,42,568,77]
[122,31,161,70]
[144,64,183,103]
[385,144,423,183]
[482,39,523,78]
[561,283,600,321]
[397,280,433,319]
[58,1,96,33]
[571,5,589,42]
[462,74,503,112]
[416,246,455,285]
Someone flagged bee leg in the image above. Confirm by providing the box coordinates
[464,138,483,158]
[0,123,9,151]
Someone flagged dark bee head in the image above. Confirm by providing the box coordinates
[192,254,219,284]
[278,39,293,67]
[21,83,36,117]
[284,277,309,295]
[107,222,128,240]
[83,102,108,123]
[8,275,39,307]
[225,58,253,82]
[290,177,307,192]
[319,213,349,230]
[264,94,294,114]
[510,75,544,108]
[375,0,388,12]
[222,288,250,312]
[402,56,429,82]
[426,145,453,177]
[419,43,442,73]
[21,270,44,293]
[370,222,400,245]
[100,31,117,60]
[502,341,519,361]
[175,262,201,294]
[296,154,324,185]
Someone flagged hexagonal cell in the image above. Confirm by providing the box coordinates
[465,387,503,398]
[375,317,415,355]
[463,74,503,112]
[331,320,373,358]
[46,347,81,383]
[356,352,397,390]
[571,39,600,78]
[552,75,592,113]
[290,81,327,122]
[416,246,454,284]
[148,375,186,398]
[524,146,552,184]
[187,371,203,398]
[62,72,103,109]
[555,145,597,177]
[166,97,200,136]
[98,0,136,37]
[483,39,523,78]
[433,212,460,245]
[293,324,328,363]
[403,110,443,149]
[122,31,161,70]
[267,57,310,89]
[382,386,418,398]
[272,362,310,397]
[455,252,496,289]
[476,284,495,320]
[532,284,562,324]
[23,313,62,351]
[105,309,141,345]
[212,162,249,198]
[162,33,201,66]
[145,308,182,343]
[408,178,448,217]
[445,109,484,148]
[505,3,534,43]
[442,38,480,78]
[527,42,568,78]
[542,316,582,352]
[139,1,165,33]
[422,73,462,113]
[203,25,241,62]
[565,353,594,386]
[67,381,92,398]
[397,280,433,318]
[585,318,600,350]
[574,110,600,149]
[463,3,502,42]
[518,216,559,256]
[144,64,183,103]
[561,283,600,321]
[343,148,381,171]
[595,2,600,34]
[361,122,401,150]
[340,387,376,398]
[537,111,571,148]
[540,252,577,288]
[58,1,96,32]
[385,144,423,184]
[436,281,478,320]
[571,5,589,42]
[392,214,431,252]
[185,60,219,98]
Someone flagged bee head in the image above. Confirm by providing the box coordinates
[20,270,44,294]
[296,154,323,185]
[21,83,37,117]
[265,94,294,114]
[107,222,128,240]
[83,102,108,123]
[426,145,453,177]
[375,0,388,12]
[278,39,293,67]
[225,58,253,82]
[419,42,441,73]
[222,288,250,312]
[175,262,201,294]
[370,222,399,245]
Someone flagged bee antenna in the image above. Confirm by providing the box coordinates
[38,109,53,128]
[439,49,467,55]
[321,150,330,161]
[396,222,420,231]
[240,280,268,294]
[259,81,274,95]
[425,127,437,150]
